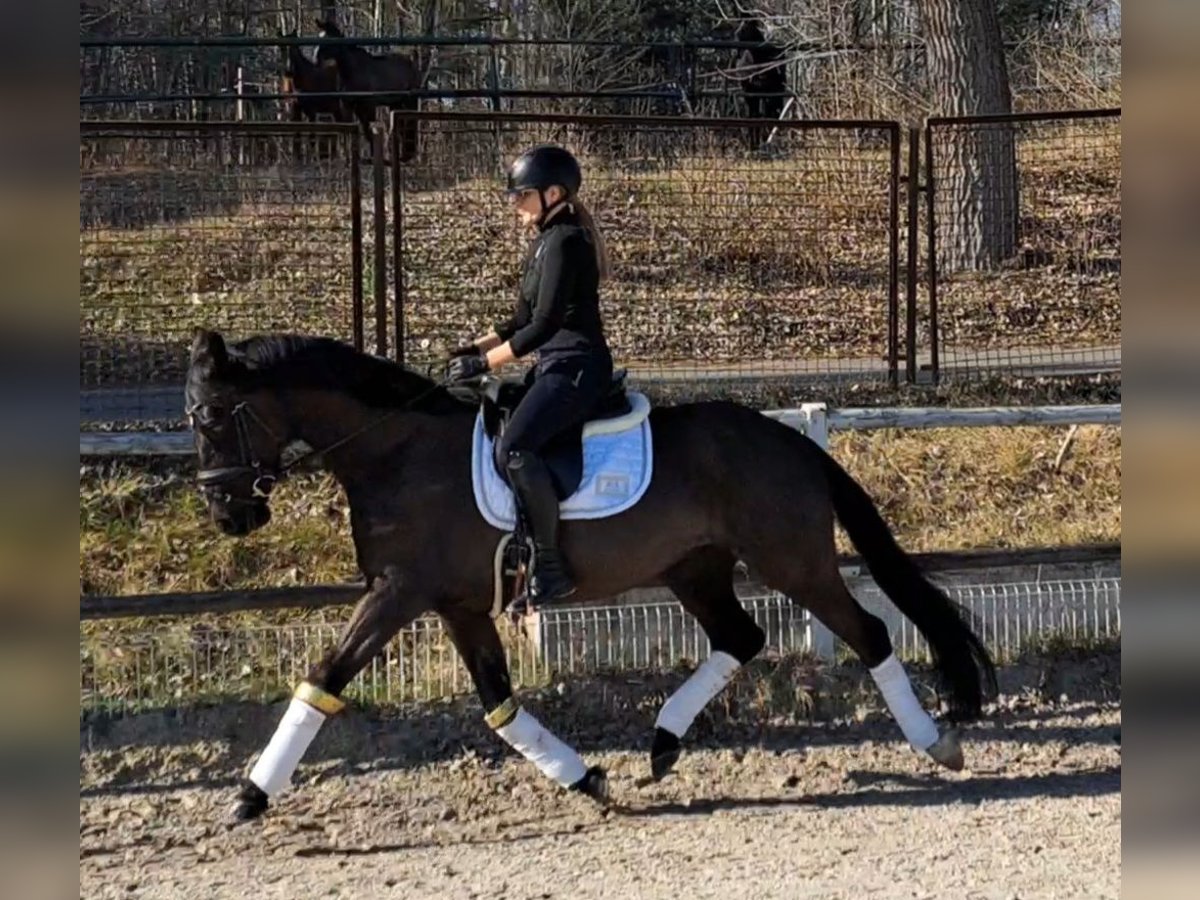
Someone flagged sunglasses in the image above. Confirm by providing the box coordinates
[507,188,539,205]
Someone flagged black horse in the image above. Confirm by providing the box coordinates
[314,19,421,162]
[735,20,789,147]
[185,331,996,821]
[278,29,348,125]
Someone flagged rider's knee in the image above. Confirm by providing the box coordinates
[504,448,535,471]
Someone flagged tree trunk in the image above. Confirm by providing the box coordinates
[917,0,1018,271]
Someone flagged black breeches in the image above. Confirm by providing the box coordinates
[494,355,612,473]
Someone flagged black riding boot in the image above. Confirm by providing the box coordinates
[506,449,576,610]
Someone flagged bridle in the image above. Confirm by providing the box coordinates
[187,400,284,506]
[188,377,452,507]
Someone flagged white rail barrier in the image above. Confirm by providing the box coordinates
[80,403,1121,457]
[766,403,1121,450]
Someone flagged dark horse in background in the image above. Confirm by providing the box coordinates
[735,19,790,148]
[278,29,349,125]
[185,331,995,822]
[315,19,422,162]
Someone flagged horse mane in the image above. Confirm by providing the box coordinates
[232,334,468,413]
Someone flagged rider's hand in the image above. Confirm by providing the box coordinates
[446,352,489,382]
[449,343,481,358]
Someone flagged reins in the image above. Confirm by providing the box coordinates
[192,375,456,501]
[279,376,453,474]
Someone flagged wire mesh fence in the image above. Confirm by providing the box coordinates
[852,576,1121,663]
[78,106,1123,426]
[80,121,366,423]
[395,112,901,398]
[533,592,822,676]
[80,574,1120,716]
[925,110,1121,380]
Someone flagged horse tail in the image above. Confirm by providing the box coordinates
[817,447,998,722]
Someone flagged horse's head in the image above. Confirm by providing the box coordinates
[314,18,342,38]
[313,18,344,67]
[736,19,766,44]
[185,329,287,536]
[279,28,300,74]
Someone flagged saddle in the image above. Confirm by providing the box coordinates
[480,368,634,499]
[458,368,654,618]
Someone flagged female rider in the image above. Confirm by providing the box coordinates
[447,144,614,608]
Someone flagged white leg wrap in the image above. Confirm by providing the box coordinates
[495,708,588,788]
[655,650,742,738]
[248,698,327,796]
[869,653,939,751]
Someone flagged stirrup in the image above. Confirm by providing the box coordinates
[509,590,535,622]
[509,558,575,620]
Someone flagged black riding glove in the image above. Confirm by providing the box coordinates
[447,353,489,382]
[449,343,481,358]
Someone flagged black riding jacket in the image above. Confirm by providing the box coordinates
[494,207,611,362]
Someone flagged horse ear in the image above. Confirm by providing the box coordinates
[191,328,229,370]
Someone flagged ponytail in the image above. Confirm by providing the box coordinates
[570,198,612,281]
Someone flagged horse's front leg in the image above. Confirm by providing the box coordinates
[442,607,608,802]
[231,566,426,822]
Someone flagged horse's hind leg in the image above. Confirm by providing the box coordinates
[231,567,423,822]
[441,608,607,802]
[756,539,961,769]
[651,547,766,780]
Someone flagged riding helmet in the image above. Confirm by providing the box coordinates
[506,144,582,197]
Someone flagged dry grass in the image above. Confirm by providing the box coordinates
[933,125,1121,357]
[79,424,1120,599]
[831,424,1120,554]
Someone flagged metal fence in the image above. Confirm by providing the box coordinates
[77,106,1121,425]
[80,574,1120,715]
[80,120,368,423]
[78,29,1120,124]
[924,109,1121,379]
[78,111,904,423]
[394,111,901,391]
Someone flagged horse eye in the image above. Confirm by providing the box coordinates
[207,405,227,421]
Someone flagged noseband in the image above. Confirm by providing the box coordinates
[188,401,280,506]
[188,377,453,506]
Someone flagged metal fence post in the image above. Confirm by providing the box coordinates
[799,401,835,660]
[924,119,940,384]
[350,143,364,351]
[887,121,901,387]
[905,126,921,383]
[389,110,405,365]
[799,402,829,450]
[372,116,388,358]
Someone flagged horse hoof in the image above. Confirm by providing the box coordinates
[230,780,269,823]
[569,765,608,803]
[926,729,964,772]
[650,727,681,781]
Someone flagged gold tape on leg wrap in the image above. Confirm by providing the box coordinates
[293,682,346,716]
[484,697,519,730]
